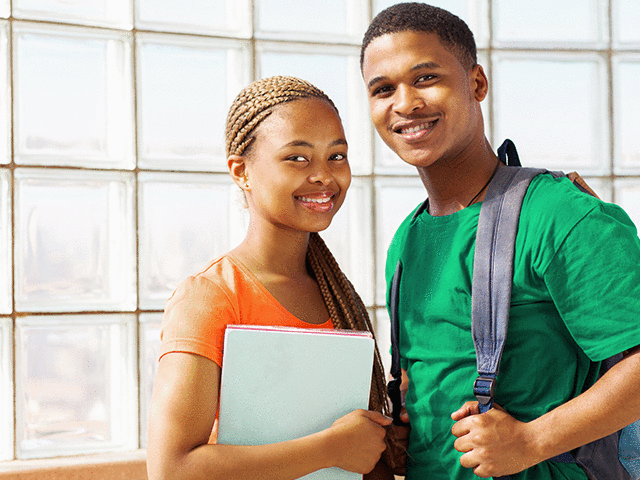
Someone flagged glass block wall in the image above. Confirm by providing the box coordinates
[1,0,639,463]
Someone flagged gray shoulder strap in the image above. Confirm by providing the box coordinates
[471,166,547,412]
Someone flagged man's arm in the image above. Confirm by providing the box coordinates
[451,345,640,478]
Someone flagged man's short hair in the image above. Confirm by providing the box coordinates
[360,2,477,71]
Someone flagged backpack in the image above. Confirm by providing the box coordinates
[387,139,640,480]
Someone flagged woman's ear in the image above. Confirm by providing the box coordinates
[228,154,250,190]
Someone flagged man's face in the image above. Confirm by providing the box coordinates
[362,31,487,169]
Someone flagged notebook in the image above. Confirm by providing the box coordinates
[217,325,375,480]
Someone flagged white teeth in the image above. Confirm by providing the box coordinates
[400,121,435,134]
[298,196,331,204]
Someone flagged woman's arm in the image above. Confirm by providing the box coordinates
[146,352,391,480]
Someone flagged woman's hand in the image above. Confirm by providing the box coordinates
[322,409,392,474]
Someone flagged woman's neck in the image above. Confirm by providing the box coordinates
[230,222,311,280]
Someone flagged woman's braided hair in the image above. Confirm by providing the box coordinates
[225,76,389,416]
[307,233,390,416]
[225,75,338,157]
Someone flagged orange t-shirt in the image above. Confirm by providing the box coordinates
[160,254,334,367]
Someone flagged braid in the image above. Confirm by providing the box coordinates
[225,76,338,157]
[307,233,390,417]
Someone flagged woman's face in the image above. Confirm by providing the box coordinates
[242,96,351,234]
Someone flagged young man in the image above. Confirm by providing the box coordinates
[360,3,640,479]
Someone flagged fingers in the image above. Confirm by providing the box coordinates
[359,409,393,427]
[328,410,390,474]
[399,406,410,424]
[451,401,480,421]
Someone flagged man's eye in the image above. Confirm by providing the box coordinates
[287,155,307,162]
[372,85,393,96]
[416,74,436,83]
[330,153,347,161]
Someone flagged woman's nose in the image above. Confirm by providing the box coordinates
[308,163,332,185]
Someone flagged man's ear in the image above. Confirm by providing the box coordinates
[471,64,489,102]
[228,154,249,190]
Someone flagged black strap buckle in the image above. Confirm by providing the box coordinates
[473,376,496,408]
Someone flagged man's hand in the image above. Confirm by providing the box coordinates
[451,402,541,478]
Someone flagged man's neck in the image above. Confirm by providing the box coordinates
[417,138,500,216]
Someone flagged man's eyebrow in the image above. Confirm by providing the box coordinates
[367,75,387,89]
[367,61,443,90]
[411,61,442,71]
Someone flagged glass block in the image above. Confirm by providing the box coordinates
[0,317,12,461]
[137,34,250,172]
[373,308,392,378]
[374,50,490,173]
[138,172,248,310]
[14,169,136,312]
[0,169,9,314]
[15,315,137,459]
[615,180,640,233]
[13,0,132,29]
[373,0,489,48]
[0,0,8,18]
[256,0,367,44]
[322,178,374,306]
[13,23,134,169]
[614,0,640,46]
[0,21,8,165]
[614,57,640,174]
[494,0,606,47]
[257,43,372,175]
[136,0,250,37]
[493,53,609,175]
[140,313,162,449]
[375,176,427,305]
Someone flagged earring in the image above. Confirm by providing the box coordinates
[243,175,249,188]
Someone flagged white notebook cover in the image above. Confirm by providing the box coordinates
[217,325,375,480]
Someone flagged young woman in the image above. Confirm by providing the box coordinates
[146,76,396,480]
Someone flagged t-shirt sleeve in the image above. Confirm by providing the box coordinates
[159,274,236,367]
[544,201,640,361]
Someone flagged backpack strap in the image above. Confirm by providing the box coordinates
[387,200,428,426]
[387,260,406,426]
[497,139,521,167]
[471,165,547,413]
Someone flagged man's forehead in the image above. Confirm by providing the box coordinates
[362,31,453,78]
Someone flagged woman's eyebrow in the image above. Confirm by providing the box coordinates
[281,138,347,149]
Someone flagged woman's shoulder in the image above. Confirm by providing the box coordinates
[164,255,245,317]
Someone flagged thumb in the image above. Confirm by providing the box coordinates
[451,401,480,421]
[361,410,393,426]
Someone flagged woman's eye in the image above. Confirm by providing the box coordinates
[330,153,347,162]
[287,155,308,162]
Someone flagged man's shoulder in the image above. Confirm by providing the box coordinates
[521,172,601,225]
[388,202,426,256]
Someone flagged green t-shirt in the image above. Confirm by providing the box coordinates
[385,174,640,480]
